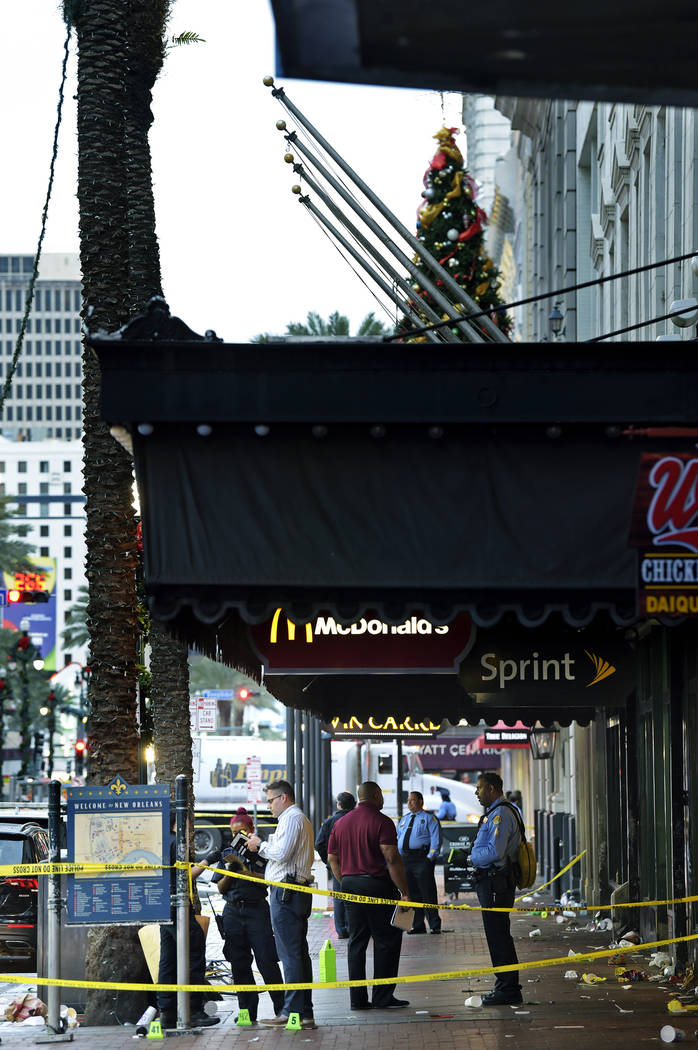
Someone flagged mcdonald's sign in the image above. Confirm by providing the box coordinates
[248,609,474,674]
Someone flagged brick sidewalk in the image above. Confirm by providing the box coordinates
[0,881,694,1048]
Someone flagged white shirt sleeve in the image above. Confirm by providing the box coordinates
[259,806,301,865]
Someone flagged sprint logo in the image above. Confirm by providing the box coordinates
[585,650,616,687]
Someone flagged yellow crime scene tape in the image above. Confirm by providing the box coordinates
[2,854,697,995]
[3,855,698,915]
[3,932,698,994]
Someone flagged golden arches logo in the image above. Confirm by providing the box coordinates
[585,650,616,687]
[270,608,313,645]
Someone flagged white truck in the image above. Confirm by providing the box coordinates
[192,736,481,857]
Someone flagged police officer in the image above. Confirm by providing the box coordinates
[470,772,522,1005]
[215,811,285,1025]
[397,791,441,935]
[434,788,456,820]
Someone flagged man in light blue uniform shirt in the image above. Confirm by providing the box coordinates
[470,772,522,1005]
[435,788,456,820]
[397,791,442,934]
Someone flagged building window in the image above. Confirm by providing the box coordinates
[64,524,72,536]
[63,482,71,494]
[18,483,27,495]
[40,461,49,473]
[40,525,49,537]
[39,503,49,517]
[64,589,72,601]
[63,460,71,472]
[64,546,72,559]
[63,504,71,516]
[40,546,49,557]
[17,503,26,515]
[39,482,49,495]
[64,568,72,580]
[17,461,26,473]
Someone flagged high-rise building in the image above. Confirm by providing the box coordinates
[0,253,83,441]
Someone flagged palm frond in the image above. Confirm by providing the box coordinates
[168,31,206,48]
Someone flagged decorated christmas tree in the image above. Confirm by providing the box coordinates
[402,127,512,339]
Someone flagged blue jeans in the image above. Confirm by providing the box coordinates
[269,886,313,1018]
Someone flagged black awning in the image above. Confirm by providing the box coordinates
[270,0,698,107]
[135,423,639,629]
[262,672,596,727]
[90,303,698,699]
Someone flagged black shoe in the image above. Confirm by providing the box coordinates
[351,1003,373,1011]
[159,1013,176,1029]
[337,932,349,939]
[429,929,442,934]
[190,1012,221,1027]
[407,928,427,935]
[481,990,523,1006]
[377,998,410,1009]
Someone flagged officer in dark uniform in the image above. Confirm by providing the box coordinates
[397,791,442,934]
[470,772,522,1005]
[215,811,285,1024]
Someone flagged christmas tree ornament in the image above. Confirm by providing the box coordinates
[423,188,436,199]
[284,153,294,164]
[447,229,459,241]
[263,75,275,86]
[276,119,287,130]
[291,184,302,194]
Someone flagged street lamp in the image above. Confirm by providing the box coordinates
[548,302,564,340]
[529,724,558,760]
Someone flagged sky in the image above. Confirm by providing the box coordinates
[1,1,467,342]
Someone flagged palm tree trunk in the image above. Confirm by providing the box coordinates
[70,0,149,1024]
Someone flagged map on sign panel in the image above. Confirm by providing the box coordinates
[73,814,162,878]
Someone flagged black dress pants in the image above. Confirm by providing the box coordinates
[475,873,519,993]
[404,854,441,932]
[223,900,285,1021]
[341,874,402,1008]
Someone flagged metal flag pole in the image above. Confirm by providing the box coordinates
[293,167,458,341]
[265,78,509,344]
[295,188,444,342]
[283,139,484,343]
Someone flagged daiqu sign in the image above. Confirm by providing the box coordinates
[630,453,698,616]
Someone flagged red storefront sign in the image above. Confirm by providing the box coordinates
[248,609,474,673]
[630,453,698,616]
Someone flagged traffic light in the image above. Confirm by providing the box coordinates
[7,589,49,604]
[74,739,87,776]
[237,686,260,701]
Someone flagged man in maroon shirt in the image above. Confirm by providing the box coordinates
[328,781,410,1011]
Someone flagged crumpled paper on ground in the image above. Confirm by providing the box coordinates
[4,993,47,1023]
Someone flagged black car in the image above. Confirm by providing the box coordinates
[0,822,49,970]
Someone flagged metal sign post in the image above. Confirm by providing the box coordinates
[36,779,73,1043]
[175,775,190,1031]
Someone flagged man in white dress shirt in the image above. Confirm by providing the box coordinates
[247,780,316,1029]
